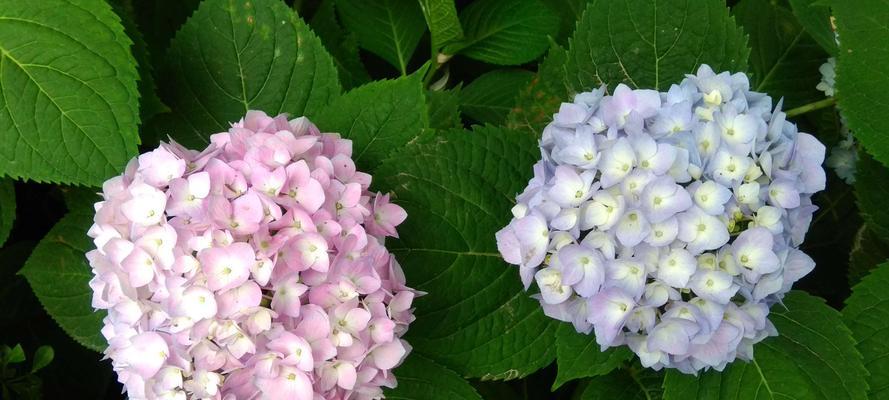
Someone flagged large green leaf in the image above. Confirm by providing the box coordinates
[564,0,749,91]
[308,0,370,90]
[833,0,889,166]
[161,0,341,148]
[0,0,139,186]
[0,178,13,247]
[460,69,534,125]
[375,126,558,379]
[508,0,749,136]
[734,0,827,108]
[337,0,426,75]
[19,202,105,352]
[448,0,559,65]
[662,291,868,400]
[580,368,664,400]
[313,74,427,172]
[855,153,889,242]
[418,0,463,52]
[553,323,632,390]
[385,354,482,399]
[788,0,838,56]
[844,263,889,400]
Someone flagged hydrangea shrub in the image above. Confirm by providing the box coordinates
[86,111,416,399]
[2,0,886,398]
[497,65,825,373]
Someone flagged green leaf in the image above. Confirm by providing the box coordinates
[553,323,633,390]
[855,153,889,242]
[309,0,371,90]
[418,0,463,52]
[314,74,427,171]
[133,0,201,69]
[5,344,24,364]
[662,291,868,400]
[110,0,169,123]
[564,0,749,91]
[30,346,53,373]
[0,178,14,247]
[19,202,105,352]
[788,0,838,56]
[449,0,559,65]
[0,0,140,186]
[337,0,426,75]
[374,126,557,379]
[848,225,889,286]
[161,0,341,148]
[542,0,590,46]
[427,87,462,130]
[461,69,534,125]
[384,354,483,399]
[507,45,570,135]
[833,0,889,166]
[845,262,889,399]
[734,0,828,108]
[508,0,750,136]
[579,368,664,400]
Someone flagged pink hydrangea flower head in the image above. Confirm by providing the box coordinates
[87,111,417,399]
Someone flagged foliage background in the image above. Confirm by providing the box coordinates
[0,0,885,398]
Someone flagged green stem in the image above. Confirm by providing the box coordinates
[422,57,442,88]
[784,97,836,117]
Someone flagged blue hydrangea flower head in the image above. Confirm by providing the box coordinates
[496,65,826,374]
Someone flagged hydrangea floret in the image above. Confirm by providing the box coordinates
[87,111,417,399]
[496,65,826,374]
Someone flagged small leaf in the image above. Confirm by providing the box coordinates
[309,0,371,90]
[788,0,838,56]
[449,0,559,65]
[418,0,464,51]
[110,0,169,122]
[5,344,25,364]
[133,0,201,69]
[542,0,589,46]
[0,0,140,186]
[507,45,569,135]
[384,354,482,399]
[845,262,889,400]
[855,153,889,242]
[374,126,557,379]
[848,225,889,286]
[427,88,463,130]
[833,0,889,167]
[0,178,14,247]
[313,74,427,171]
[19,202,105,352]
[662,291,868,400]
[161,0,341,148]
[735,0,828,108]
[337,0,426,75]
[30,346,53,373]
[461,69,534,124]
[553,323,633,390]
[579,368,664,400]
